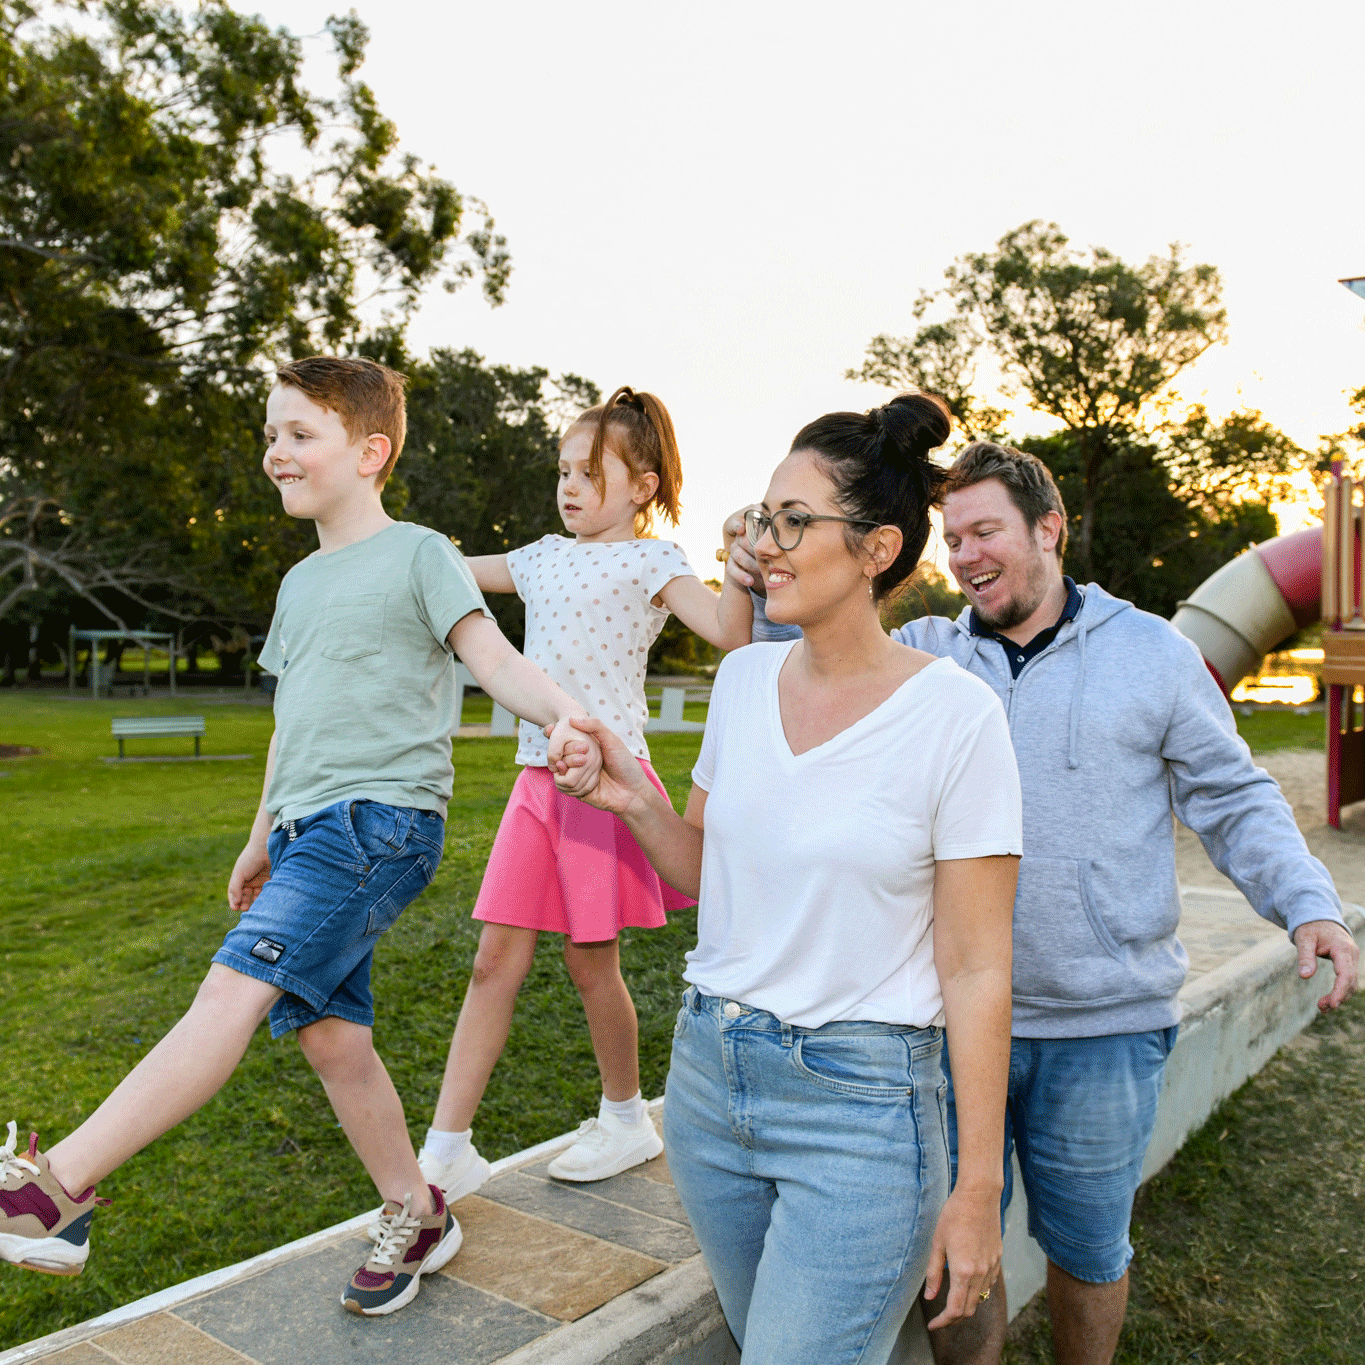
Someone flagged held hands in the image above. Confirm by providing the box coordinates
[228,840,271,913]
[922,1185,1003,1331]
[1291,918,1360,1010]
[544,716,603,796]
[553,716,655,817]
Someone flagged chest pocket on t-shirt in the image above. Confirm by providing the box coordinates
[321,593,387,662]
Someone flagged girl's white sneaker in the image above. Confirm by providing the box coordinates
[546,1112,663,1183]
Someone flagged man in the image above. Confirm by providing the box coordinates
[728,440,1358,1365]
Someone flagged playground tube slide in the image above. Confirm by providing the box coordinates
[1170,526,1322,693]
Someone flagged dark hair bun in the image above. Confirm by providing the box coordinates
[789,392,952,600]
[877,393,952,467]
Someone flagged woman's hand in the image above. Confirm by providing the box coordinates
[922,1185,1003,1330]
[558,716,655,816]
[544,717,602,796]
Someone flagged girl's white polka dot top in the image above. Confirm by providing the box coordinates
[507,534,698,766]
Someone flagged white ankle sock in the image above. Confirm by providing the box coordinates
[423,1127,472,1163]
[600,1092,645,1125]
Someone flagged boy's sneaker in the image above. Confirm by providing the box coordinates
[365,1141,490,1240]
[546,1111,663,1183]
[0,1122,107,1277]
[342,1185,460,1316]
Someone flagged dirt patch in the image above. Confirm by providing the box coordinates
[1175,748,1365,908]
[0,744,40,758]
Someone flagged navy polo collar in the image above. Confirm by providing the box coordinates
[969,577,1083,678]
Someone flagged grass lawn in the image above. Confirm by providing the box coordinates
[1232,708,1324,753]
[1004,993,1365,1364]
[0,692,703,1347]
[0,692,1356,1357]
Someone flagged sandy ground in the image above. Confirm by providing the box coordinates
[1176,748,1365,909]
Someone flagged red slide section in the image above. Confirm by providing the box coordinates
[1171,527,1321,693]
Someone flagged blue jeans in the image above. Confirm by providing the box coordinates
[214,799,444,1037]
[664,988,950,1365]
[942,1027,1178,1283]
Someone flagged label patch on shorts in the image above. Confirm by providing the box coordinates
[251,936,286,964]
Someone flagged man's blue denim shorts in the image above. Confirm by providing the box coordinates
[942,1027,1178,1284]
[213,799,444,1038]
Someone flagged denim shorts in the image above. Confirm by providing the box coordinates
[213,799,443,1038]
[942,1027,1178,1284]
[664,988,950,1365]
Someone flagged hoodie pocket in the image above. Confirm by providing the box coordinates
[1011,855,1123,1004]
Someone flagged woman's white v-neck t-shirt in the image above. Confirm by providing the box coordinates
[687,641,1022,1029]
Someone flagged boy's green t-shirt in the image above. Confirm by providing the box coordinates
[258,521,491,824]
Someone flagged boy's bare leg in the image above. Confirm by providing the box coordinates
[562,938,639,1103]
[431,923,538,1132]
[296,1016,432,1215]
[926,1270,1008,1365]
[46,964,281,1195]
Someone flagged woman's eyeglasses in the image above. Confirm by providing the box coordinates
[744,508,880,552]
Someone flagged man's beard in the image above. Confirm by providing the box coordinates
[970,554,1052,633]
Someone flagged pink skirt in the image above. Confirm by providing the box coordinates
[473,761,695,941]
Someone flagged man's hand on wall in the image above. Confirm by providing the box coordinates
[1291,919,1360,1011]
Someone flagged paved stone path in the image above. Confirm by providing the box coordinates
[16,1115,696,1365]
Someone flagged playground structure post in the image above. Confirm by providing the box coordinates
[1321,462,1365,827]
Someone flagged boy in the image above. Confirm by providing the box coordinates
[0,357,601,1317]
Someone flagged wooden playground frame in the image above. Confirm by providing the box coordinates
[1321,462,1365,827]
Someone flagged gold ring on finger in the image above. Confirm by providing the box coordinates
[716,548,730,562]
[978,1289,991,1302]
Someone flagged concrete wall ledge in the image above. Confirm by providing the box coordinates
[497,1257,734,1365]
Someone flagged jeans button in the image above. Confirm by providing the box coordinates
[723,1000,741,1019]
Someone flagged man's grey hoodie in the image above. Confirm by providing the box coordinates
[757,584,1344,1037]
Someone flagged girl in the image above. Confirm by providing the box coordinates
[571,393,1020,1363]
[419,386,753,1194]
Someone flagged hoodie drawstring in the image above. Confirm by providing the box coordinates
[1067,617,1088,769]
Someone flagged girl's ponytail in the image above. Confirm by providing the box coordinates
[580,386,683,535]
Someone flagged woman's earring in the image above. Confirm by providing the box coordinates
[866,574,875,598]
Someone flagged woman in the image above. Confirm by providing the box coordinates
[564,393,1021,1364]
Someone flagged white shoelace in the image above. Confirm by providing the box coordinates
[0,1121,39,1183]
[369,1193,422,1269]
[568,1118,610,1150]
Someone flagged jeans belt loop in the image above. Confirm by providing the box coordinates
[780,1022,793,1048]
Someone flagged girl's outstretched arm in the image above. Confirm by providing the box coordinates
[569,716,705,898]
[656,571,753,652]
[465,554,517,594]
[448,611,601,795]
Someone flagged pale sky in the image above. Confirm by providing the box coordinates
[255,0,1365,575]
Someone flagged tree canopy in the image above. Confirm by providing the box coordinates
[850,221,1314,615]
[0,0,509,636]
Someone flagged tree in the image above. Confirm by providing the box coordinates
[0,0,509,632]
[1316,384,1365,480]
[880,565,966,631]
[399,349,598,648]
[1017,408,1288,617]
[849,221,1228,581]
[847,306,1009,441]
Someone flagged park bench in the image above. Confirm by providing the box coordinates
[111,715,206,759]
